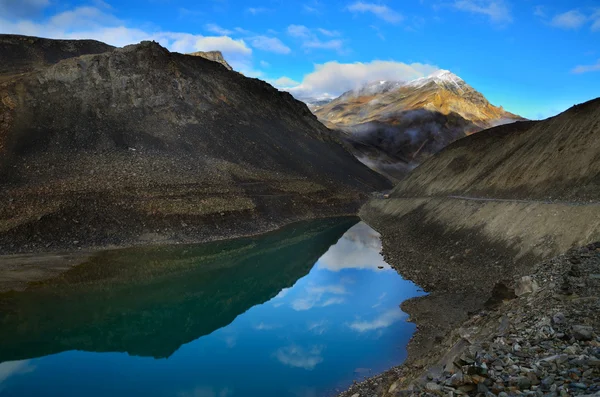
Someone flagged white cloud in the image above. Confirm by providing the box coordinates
[0,360,35,385]
[550,10,588,29]
[348,308,406,332]
[287,24,346,53]
[274,345,324,370]
[348,2,403,24]
[273,76,301,87]
[287,24,312,38]
[260,60,270,68]
[307,320,328,335]
[276,60,439,100]
[247,7,270,15]
[205,23,233,36]
[452,0,512,24]
[253,322,279,330]
[572,59,600,74]
[304,39,344,52]
[317,28,341,37]
[291,284,347,311]
[248,36,291,54]
[318,222,390,271]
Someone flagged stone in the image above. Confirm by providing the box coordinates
[515,276,540,296]
[477,383,489,393]
[527,372,541,386]
[425,382,442,392]
[449,371,464,387]
[541,375,555,390]
[572,325,594,341]
[563,345,579,355]
[388,382,398,393]
[518,376,532,390]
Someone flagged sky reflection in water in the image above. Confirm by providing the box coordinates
[0,221,424,397]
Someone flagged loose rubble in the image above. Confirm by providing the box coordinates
[339,243,600,397]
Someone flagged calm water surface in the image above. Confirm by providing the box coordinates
[0,218,424,397]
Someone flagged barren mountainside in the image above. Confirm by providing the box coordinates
[314,71,524,180]
[0,34,390,254]
[391,97,600,201]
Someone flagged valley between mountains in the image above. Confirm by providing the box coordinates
[1,34,599,397]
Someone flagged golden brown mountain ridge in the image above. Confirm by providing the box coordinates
[314,70,524,180]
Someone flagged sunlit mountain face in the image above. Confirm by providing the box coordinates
[0,220,424,397]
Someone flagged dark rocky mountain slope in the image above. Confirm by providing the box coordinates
[0,35,390,254]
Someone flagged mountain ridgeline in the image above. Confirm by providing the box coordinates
[0,34,390,254]
[313,70,524,180]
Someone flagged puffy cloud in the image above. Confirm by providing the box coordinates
[248,36,291,54]
[452,0,512,24]
[287,24,312,38]
[572,59,600,74]
[272,76,301,87]
[274,345,324,370]
[348,2,404,24]
[348,308,406,332]
[276,60,439,100]
[550,10,588,29]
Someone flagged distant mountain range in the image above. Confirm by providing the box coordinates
[309,70,525,180]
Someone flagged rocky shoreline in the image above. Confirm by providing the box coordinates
[338,241,600,397]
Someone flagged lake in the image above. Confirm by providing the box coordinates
[0,218,424,397]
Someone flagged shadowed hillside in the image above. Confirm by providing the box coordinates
[0,35,390,254]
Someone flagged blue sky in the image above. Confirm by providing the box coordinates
[1,0,599,119]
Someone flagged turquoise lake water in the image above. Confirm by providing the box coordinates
[0,218,424,397]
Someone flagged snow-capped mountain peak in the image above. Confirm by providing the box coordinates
[407,69,465,91]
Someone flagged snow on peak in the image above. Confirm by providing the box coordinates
[341,80,405,99]
[406,69,465,90]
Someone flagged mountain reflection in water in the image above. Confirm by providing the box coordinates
[0,219,424,397]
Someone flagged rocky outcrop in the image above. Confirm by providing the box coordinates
[340,243,600,397]
[0,35,390,254]
[187,50,233,70]
[314,71,524,180]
